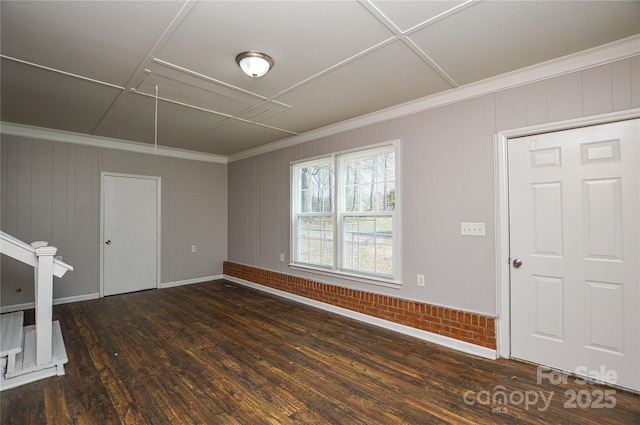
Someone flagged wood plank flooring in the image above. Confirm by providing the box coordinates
[1,280,638,424]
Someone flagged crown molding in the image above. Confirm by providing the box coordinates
[228,34,640,163]
[0,122,227,164]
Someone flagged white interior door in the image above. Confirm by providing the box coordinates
[102,174,159,296]
[508,119,639,391]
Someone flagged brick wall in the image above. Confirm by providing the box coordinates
[223,261,496,350]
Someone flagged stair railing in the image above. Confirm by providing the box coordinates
[0,231,73,365]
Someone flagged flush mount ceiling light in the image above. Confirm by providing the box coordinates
[235,51,274,78]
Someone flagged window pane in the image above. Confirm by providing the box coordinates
[299,164,334,213]
[344,150,395,212]
[297,216,334,266]
[292,144,397,281]
[342,215,393,275]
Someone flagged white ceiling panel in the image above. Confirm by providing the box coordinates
[155,1,394,95]
[409,1,640,85]
[93,91,228,148]
[185,119,292,156]
[0,59,122,134]
[0,1,184,86]
[262,40,452,133]
[92,91,164,144]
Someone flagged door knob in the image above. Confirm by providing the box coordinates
[513,259,522,268]
[105,240,111,245]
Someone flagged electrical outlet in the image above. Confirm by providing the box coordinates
[461,222,486,236]
[280,253,285,262]
[191,245,197,253]
[417,274,425,287]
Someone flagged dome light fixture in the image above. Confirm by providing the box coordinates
[235,51,274,78]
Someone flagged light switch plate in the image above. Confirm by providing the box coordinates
[461,222,485,236]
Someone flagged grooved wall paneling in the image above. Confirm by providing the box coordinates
[0,136,228,307]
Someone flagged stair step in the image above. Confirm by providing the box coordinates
[1,311,24,375]
[0,311,24,357]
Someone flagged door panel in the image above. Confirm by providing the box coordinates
[583,178,622,259]
[584,281,623,353]
[509,119,639,391]
[103,174,159,296]
[531,182,563,256]
[532,275,564,341]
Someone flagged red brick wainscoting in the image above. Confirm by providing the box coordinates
[223,262,496,350]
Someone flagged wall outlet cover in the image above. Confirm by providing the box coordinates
[461,222,486,236]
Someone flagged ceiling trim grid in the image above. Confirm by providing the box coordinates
[2,34,637,164]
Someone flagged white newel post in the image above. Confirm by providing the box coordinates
[31,241,57,366]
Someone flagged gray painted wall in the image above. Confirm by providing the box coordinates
[1,136,228,307]
[228,56,639,316]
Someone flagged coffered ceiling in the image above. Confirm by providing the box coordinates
[1,1,639,157]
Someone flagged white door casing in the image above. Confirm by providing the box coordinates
[101,173,160,296]
[507,119,639,391]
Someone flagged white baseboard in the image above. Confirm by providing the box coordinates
[0,276,223,313]
[0,292,100,314]
[223,275,497,360]
[160,275,222,289]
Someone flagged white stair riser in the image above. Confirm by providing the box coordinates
[0,311,24,376]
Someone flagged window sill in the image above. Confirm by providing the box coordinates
[289,263,401,289]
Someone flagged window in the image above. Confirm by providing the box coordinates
[292,143,398,282]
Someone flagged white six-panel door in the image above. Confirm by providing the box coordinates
[102,174,160,296]
[508,119,639,391]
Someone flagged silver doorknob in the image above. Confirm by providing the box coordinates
[513,259,522,268]
[105,240,111,245]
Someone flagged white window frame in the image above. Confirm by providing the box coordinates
[290,141,400,286]
[291,157,335,269]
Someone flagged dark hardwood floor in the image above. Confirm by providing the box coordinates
[1,280,638,424]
